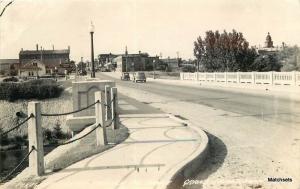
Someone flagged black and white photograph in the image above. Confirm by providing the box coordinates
[0,0,299,188]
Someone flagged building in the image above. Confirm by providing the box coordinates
[258,32,279,55]
[0,59,19,75]
[160,57,182,71]
[19,44,70,75]
[18,60,46,77]
[98,53,118,68]
[102,47,159,72]
[113,52,158,72]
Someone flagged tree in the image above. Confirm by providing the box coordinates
[278,46,300,71]
[251,54,281,71]
[0,1,14,17]
[53,120,63,139]
[194,30,257,72]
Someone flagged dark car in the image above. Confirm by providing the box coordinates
[121,72,130,80]
[78,70,87,76]
[133,72,146,83]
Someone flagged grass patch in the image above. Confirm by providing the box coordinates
[0,79,63,102]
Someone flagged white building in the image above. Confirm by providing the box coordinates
[18,60,46,77]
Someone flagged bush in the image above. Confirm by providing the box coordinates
[0,128,9,145]
[3,77,19,82]
[0,79,63,101]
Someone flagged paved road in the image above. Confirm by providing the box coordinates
[98,73,300,127]
[98,72,300,189]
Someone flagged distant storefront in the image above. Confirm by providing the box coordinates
[113,52,158,72]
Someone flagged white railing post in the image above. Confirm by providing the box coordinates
[213,72,216,82]
[251,72,255,84]
[292,71,296,86]
[111,87,119,130]
[28,102,44,176]
[270,71,274,85]
[105,85,112,121]
[95,91,107,146]
[237,72,240,83]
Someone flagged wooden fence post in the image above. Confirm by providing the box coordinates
[111,87,119,130]
[105,85,112,121]
[28,102,44,176]
[95,91,107,146]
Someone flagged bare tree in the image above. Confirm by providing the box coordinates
[0,0,14,17]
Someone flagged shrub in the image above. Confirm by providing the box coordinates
[3,77,19,82]
[0,128,9,145]
[0,79,63,101]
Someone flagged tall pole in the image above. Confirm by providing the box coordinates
[153,56,157,79]
[90,31,95,78]
[126,55,128,72]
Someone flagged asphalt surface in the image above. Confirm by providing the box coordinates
[97,73,300,127]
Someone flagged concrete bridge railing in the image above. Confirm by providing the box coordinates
[180,71,300,86]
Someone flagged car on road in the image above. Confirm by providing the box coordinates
[132,72,146,83]
[78,70,87,76]
[121,72,130,81]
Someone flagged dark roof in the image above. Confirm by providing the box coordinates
[0,59,19,64]
[19,49,70,55]
[161,58,179,63]
[120,53,149,58]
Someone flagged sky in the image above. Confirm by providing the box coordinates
[0,0,300,62]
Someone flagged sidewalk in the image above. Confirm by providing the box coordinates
[35,94,208,189]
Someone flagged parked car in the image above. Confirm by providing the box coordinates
[132,72,146,83]
[121,72,130,81]
[78,70,87,76]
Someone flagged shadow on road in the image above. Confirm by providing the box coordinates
[167,132,227,189]
[194,132,228,181]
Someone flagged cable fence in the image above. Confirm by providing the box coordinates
[0,86,119,183]
[0,146,35,183]
[41,100,100,117]
[56,123,101,146]
[1,114,33,137]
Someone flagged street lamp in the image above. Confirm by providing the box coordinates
[89,22,95,78]
[153,56,157,79]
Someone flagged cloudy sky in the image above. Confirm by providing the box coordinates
[0,0,300,61]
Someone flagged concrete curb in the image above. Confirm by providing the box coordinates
[119,113,169,118]
[157,113,209,189]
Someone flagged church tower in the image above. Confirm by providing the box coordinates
[264,32,274,48]
[125,46,128,56]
